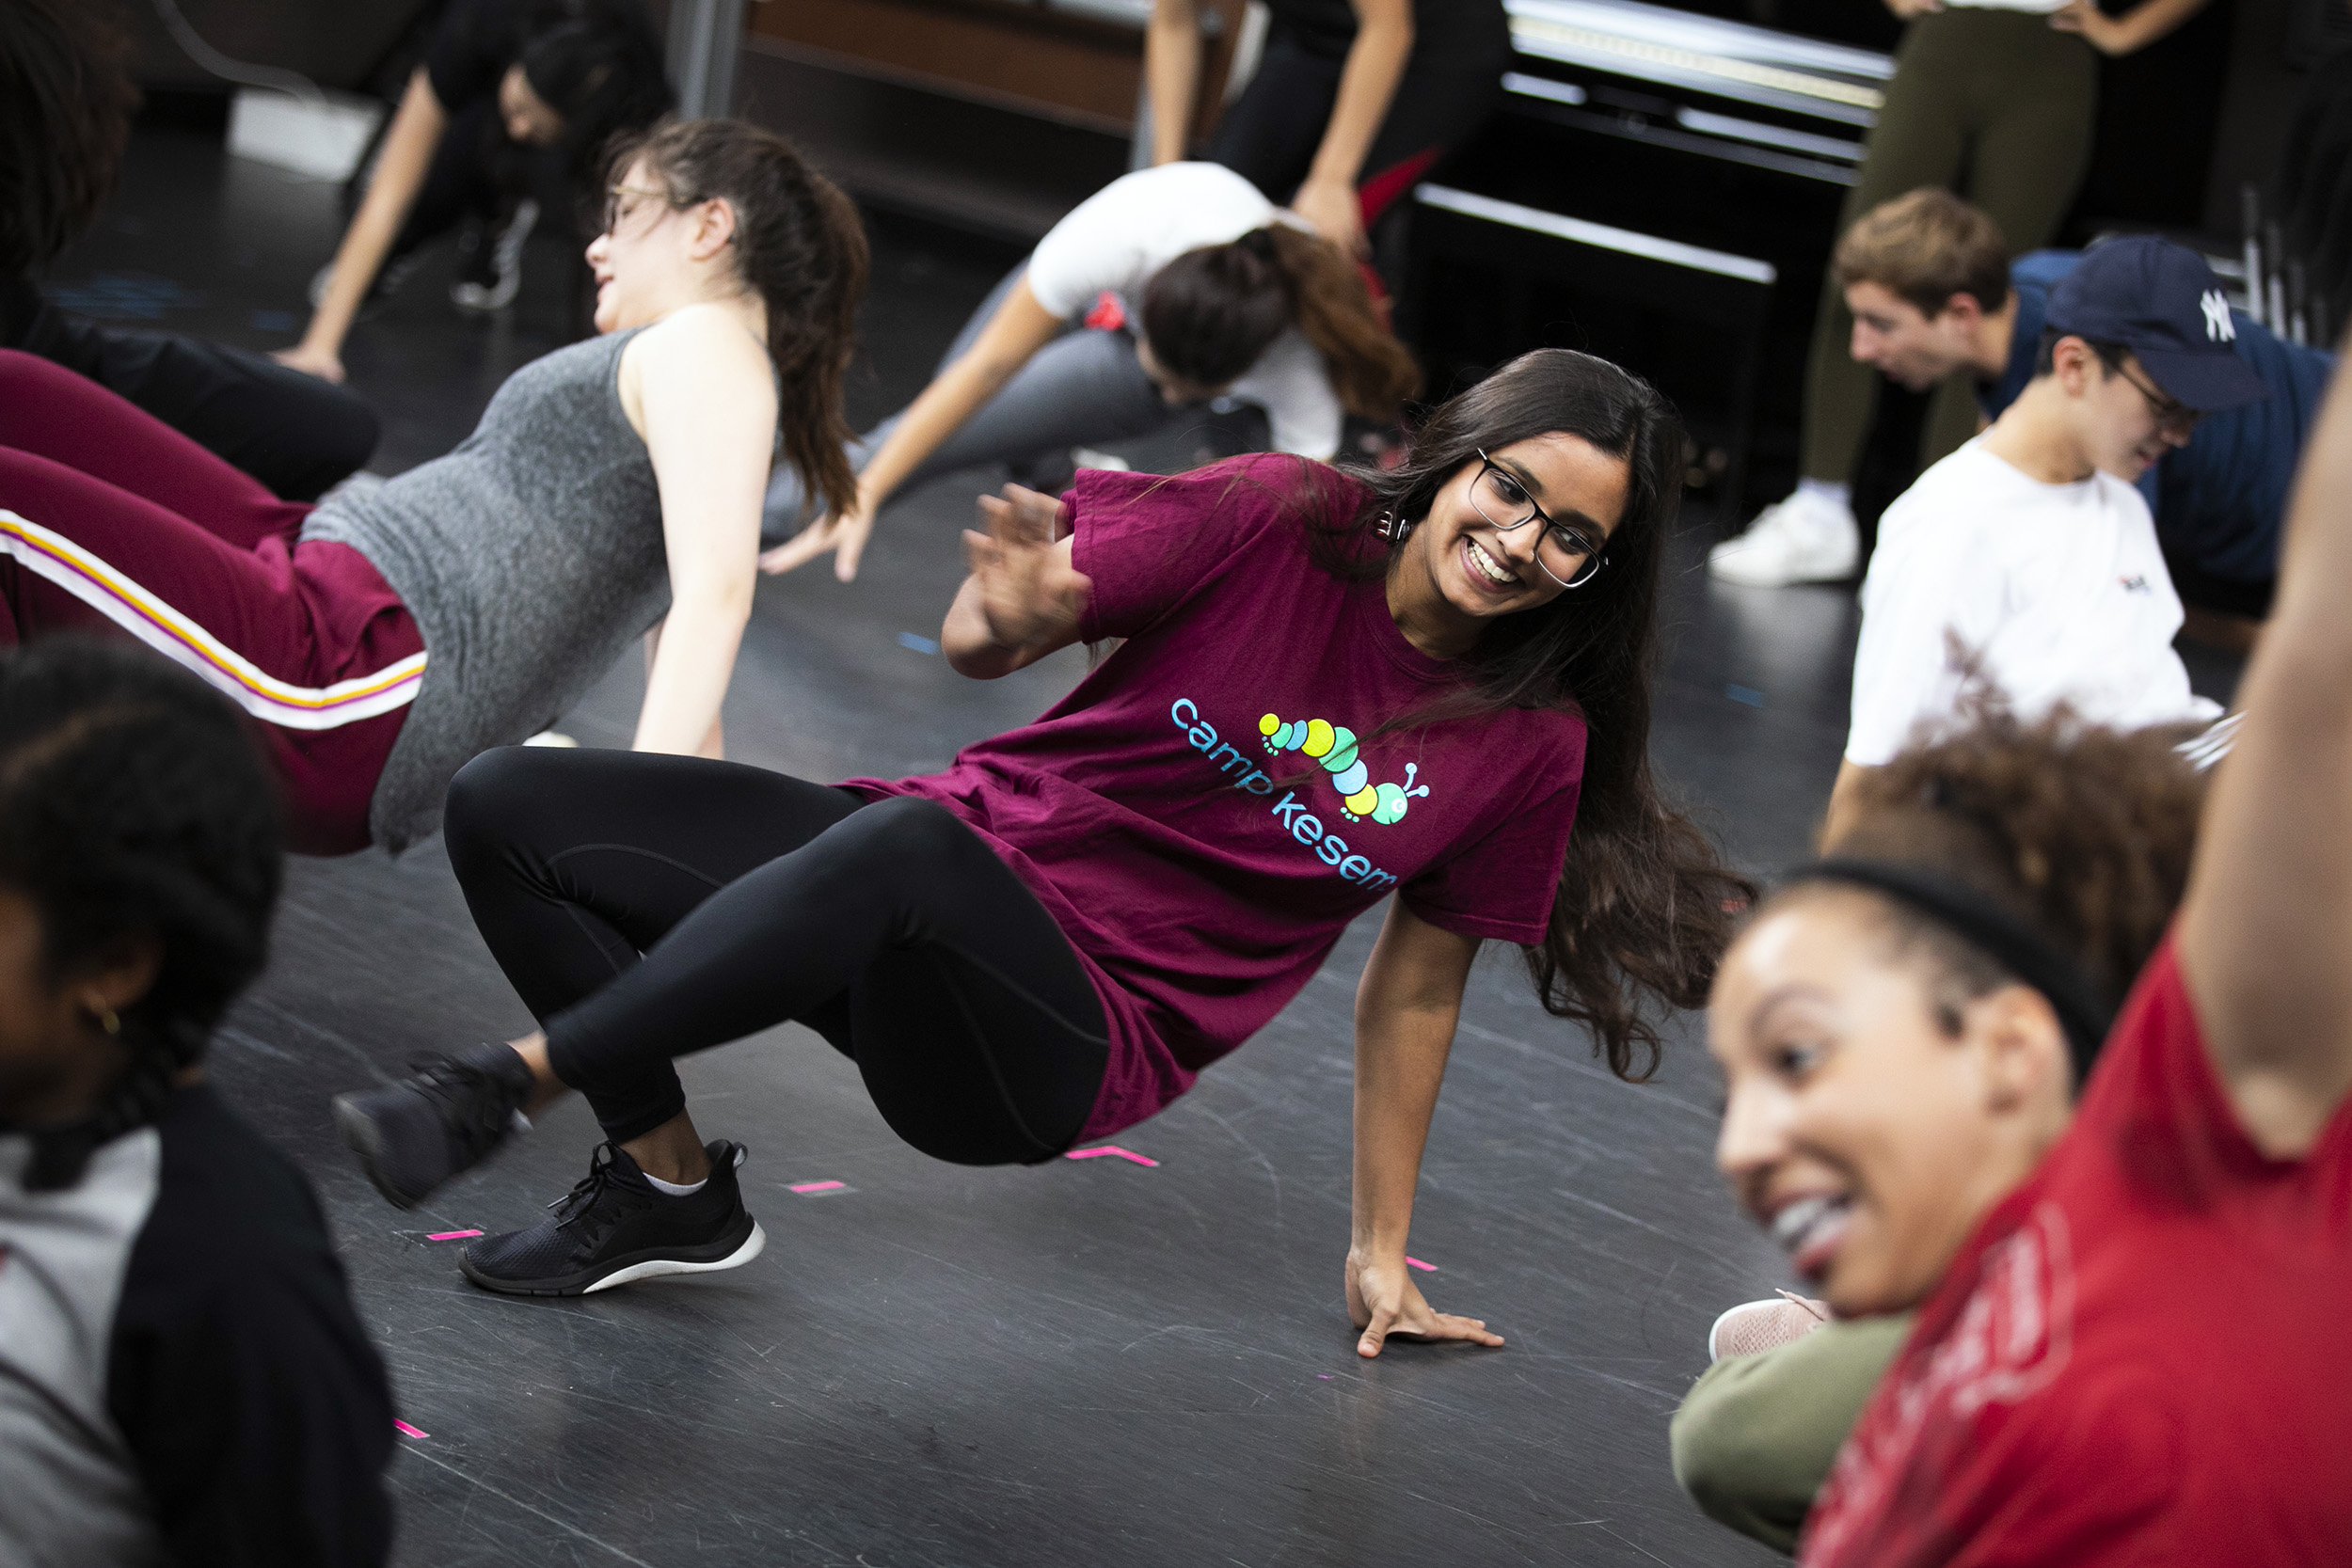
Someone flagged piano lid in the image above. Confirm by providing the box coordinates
[1508,0,1893,126]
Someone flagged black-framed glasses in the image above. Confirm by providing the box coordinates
[1468,450,1608,590]
[601,182,669,236]
[2111,357,2201,436]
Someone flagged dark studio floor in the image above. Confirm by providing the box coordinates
[40,126,2243,1568]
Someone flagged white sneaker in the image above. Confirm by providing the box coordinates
[451,198,538,313]
[1708,488,1859,586]
[1708,1291,1831,1363]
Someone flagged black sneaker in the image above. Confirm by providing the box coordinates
[332,1043,534,1211]
[459,1140,765,1297]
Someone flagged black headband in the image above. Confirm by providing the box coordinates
[1783,858,2113,1084]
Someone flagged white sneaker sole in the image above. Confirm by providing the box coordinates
[580,1220,768,1293]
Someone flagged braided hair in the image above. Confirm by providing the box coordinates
[0,640,282,1189]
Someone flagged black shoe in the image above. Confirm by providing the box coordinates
[332,1043,534,1210]
[459,1140,765,1297]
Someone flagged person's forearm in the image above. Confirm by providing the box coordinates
[1350,1003,1458,1257]
[1307,8,1414,190]
[2107,0,2210,51]
[858,354,1019,517]
[301,71,443,356]
[632,594,752,754]
[1146,0,1203,166]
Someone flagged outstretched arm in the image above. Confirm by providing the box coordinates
[625,308,776,755]
[275,69,447,383]
[1348,897,1505,1357]
[1145,0,1203,166]
[2178,348,2352,1156]
[761,277,1063,582]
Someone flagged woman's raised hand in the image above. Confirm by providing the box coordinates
[759,493,877,581]
[1346,1248,1505,1359]
[962,483,1089,652]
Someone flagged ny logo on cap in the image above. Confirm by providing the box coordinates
[2201,289,2235,342]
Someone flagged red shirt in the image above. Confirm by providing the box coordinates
[845,456,1585,1140]
[1802,935,2352,1566]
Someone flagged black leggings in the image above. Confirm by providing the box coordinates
[443,748,1109,1164]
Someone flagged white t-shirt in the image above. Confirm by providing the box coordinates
[1846,440,2222,767]
[1025,163,1343,460]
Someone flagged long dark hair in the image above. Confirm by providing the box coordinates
[1300,348,1755,1077]
[0,640,282,1188]
[0,0,136,276]
[612,119,870,522]
[516,0,672,169]
[1141,226,1419,420]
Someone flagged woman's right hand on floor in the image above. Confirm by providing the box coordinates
[271,341,347,384]
[759,499,876,580]
[1346,1248,1505,1359]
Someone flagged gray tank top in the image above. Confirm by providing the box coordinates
[302,329,666,849]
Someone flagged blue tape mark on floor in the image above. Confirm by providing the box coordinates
[1726,685,1764,707]
[898,632,940,656]
[47,272,207,319]
[249,309,295,333]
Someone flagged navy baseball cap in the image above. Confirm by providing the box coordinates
[2044,236,2268,412]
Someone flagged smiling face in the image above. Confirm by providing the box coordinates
[1844,280,1981,392]
[1390,432,1630,654]
[1708,890,2074,1317]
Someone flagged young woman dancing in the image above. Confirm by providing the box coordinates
[1705,355,2352,1560]
[0,118,865,854]
[332,348,1753,1344]
[758,159,1417,579]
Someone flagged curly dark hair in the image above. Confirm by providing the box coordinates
[1811,705,2207,1056]
[0,640,282,1186]
[1275,348,1757,1079]
[0,0,137,276]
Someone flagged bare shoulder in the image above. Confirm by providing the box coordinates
[627,304,773,385]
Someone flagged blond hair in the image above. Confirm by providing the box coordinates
[1833,188,2011,319]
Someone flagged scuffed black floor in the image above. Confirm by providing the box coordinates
[39,124,2239,1568]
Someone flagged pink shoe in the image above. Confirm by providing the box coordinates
[1708,1290,1831,1363]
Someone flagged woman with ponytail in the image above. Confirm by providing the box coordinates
[0,119,867,853]
[0,638,394,1566]
[331,348,1756,1329]
[759,160,1418,580]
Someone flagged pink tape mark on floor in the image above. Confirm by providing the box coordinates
[788,1180,848,1194]
[393,1419,429,1440]
[426,1229,483,1241]
[1406,1257,1437,1272]
[1064,1145,1159,1167]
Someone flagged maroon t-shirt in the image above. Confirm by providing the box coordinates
[843,456,1587,1138]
